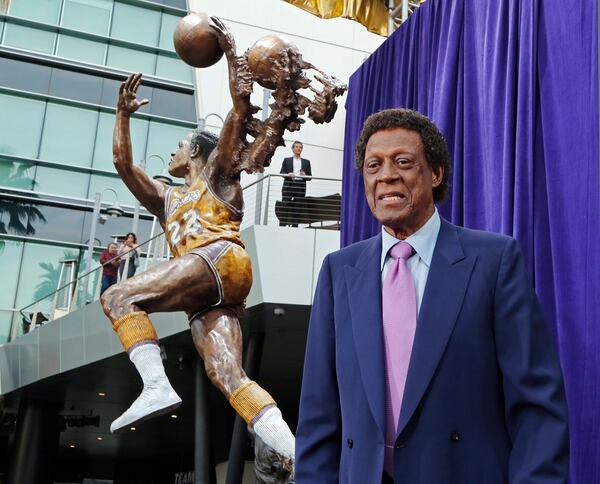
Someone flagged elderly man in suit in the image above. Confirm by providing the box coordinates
[296,108,569,483]
[280,140,312,226]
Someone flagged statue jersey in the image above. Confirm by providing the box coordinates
[162,173,243,257]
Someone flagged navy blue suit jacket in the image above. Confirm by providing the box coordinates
[296,219,569,483]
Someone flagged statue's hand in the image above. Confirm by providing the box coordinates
[117,73,149,115]
[210,16,236,57]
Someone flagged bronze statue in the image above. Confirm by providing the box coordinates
[100,15,346,480]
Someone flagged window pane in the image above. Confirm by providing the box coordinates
[0,158,35,190]
[24,203,86,244]
[8,0,61,23]
[61,0,112,36]
[56,35,107,65]
[0,93,46,158]
[0,57,52,94]
[110,3,160,46]
[155,54,193,84]
[106,45,155,75]
[145,121,191,170]
[92,112,148,171]
[39,103,99,167]
[14,242,80,314]
[34,165,89,198]
[150,85,195,121]
[158,13,180,51]
[87,173,136,206]
[0,239,23,308]
[48,67,103,104]
[3,24,56,54]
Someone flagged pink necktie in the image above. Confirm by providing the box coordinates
[383,241,417,477]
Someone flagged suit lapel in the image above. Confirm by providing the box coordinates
[345,235,386,440]
[396,220,477,437]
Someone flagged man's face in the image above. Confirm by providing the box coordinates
[362,127,442,239]
[292,143,303,157]
[108,244,117,255]
[169,132,196,177]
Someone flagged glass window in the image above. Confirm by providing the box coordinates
[145,120,191,170]
[150,84,195,121]
[0,158,35,190]
[39,103,99,167]
[61,0,113,36]
[158,13,180,52]
[14,241,77,314]
[0,239,23,309]
[106,45,156,75]
[110,3,160,46]
[0,57,52,94]
[8,0,61,24]
[155,54,193,84]
[56,35,107,65]
[24,203,86,244]
[87,173,136,206]
[0,93,46,158]
[92,112,149,171]
[0,196,47,246]
[34,165,89,198]
[2,24,56,54]
[48,67,103,105]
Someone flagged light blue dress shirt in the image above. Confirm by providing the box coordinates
[380,209,441,315]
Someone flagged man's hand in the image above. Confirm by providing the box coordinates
[117,73,149,115]
[210,16,236,57]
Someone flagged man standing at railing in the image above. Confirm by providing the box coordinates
[99,243,120,295]
[280,141,312,227]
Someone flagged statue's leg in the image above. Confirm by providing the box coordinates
[100,254,219,433]
[190,309,295,463]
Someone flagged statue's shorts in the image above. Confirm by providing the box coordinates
[187,239,252,320]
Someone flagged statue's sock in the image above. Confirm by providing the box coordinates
[110,342,181,433]
[252,406,295,460]
[129,343,167,385]
[229,381,295,459]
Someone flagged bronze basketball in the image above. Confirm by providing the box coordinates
[173,12,224,68]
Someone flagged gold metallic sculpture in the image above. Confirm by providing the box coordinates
[286,0,390,36]
[100,14,346,482]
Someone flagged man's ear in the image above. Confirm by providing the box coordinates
[190,143,200,158]
[431,165,444,187]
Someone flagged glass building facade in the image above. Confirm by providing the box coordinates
[0,0,196,342]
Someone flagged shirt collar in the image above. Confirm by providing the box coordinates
[380,208,441,270]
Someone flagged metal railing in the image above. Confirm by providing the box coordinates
[11,174,342,341]
[242,174,342,230]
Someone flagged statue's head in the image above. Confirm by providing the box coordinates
[169,129,218,177]
[245,34,311,90]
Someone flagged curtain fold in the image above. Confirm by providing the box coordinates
[341,1,600,482]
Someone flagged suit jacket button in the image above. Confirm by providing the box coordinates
[347,438,353,449]
[450,431,460,442]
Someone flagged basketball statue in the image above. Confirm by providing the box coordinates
[101,14,346,483]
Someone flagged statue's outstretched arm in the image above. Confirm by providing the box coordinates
[113,73,167,219]
[206,17,253,176]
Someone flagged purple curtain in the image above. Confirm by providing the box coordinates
[341,0,600,482]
